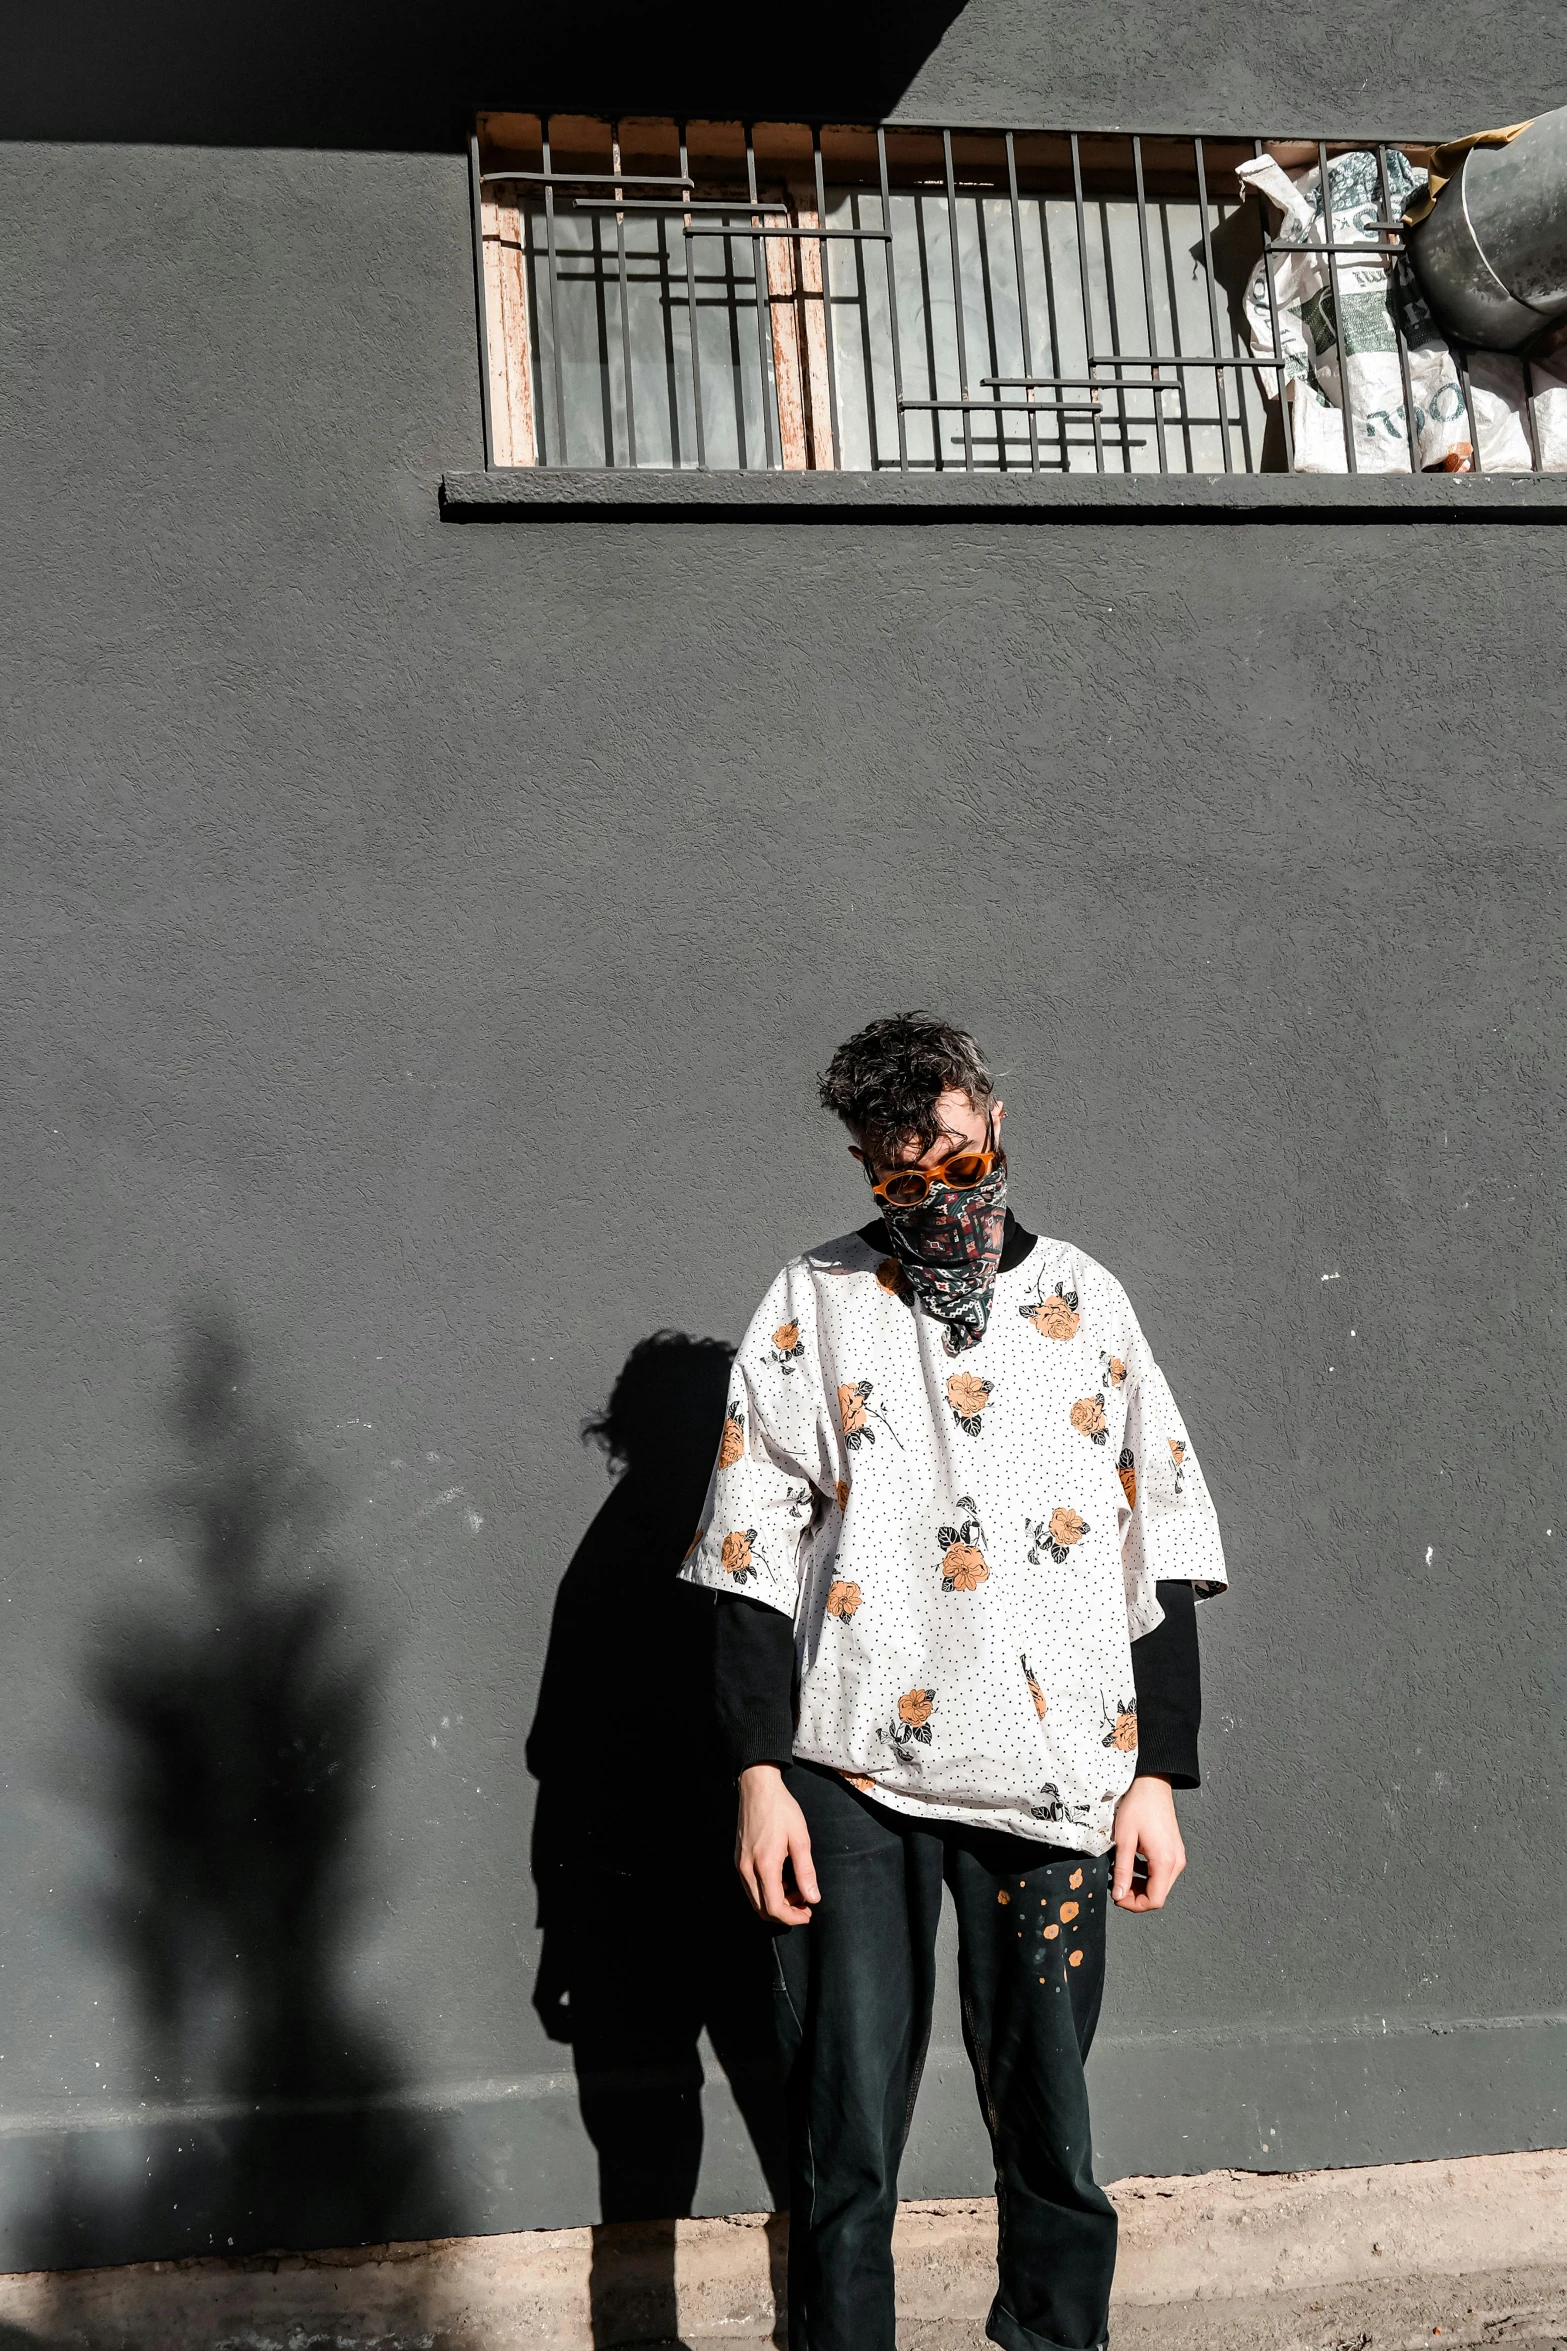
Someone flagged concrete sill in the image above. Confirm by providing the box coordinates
[440,466,1567,522]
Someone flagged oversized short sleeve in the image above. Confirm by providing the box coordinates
[1116,1294,1228,1643]
[679,1266,835,1620]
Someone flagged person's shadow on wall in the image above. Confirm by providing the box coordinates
[527,1333,789,2348]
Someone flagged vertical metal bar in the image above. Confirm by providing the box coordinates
[611,123,638,469]
[540,115,569,466]
[1456,343,1484,471]
[1229,286,1259,473]
[744,123,778,471]
[1096,191,1131,474]
[1193,137,1234,473]
[813,127,843,469]
[1376,143,1422,471]
[656,206,680,469]
[468,133,496,470]
[1253,137,1295,473]
[1522,354,1543,472]
[1004,132,1041,473]
[1071,135,1108,474]
[972,200,1007,468]
[941,129,974,469]
[850,191,883,468]
[1158,203,1197,471]
[679,124,707,470]
[1069,133,1105,472]
[1318,139,1358,473]
[1131,136,1168,474]
[1039,187,1069,469]
[878,128,910,470]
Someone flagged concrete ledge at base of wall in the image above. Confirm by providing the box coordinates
[438,465,1567,522]
[1,2149,1563,2351]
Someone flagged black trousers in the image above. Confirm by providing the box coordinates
[773,1763,1118,2351]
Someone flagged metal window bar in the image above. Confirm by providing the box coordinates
[475,116,1556,479]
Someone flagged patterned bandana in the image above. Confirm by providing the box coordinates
[879,1157,1009,1355]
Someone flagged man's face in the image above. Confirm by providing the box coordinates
[851,1087,1005,1179]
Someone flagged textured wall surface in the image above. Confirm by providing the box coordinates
[2,0,1565,2271]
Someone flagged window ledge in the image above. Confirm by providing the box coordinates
[440,467,1567,523]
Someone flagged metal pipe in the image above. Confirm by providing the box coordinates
[1253,138,1296,472]
[1069,133,1105,471]
[1004,132,1041,473]
[942,129,974,468]
[611,124,638,470]
[1317,140,1359,473]
[539,116,569,465]
[1193,138,1235,473]
[877,129,910,469]
[1132,135,1169,473]
[1377,143,1423,471]
[679,123,706,470]
[468,134,496,470]
[813,128,843,470]
[744,124,778,471]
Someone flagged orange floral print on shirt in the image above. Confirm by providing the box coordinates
[1026,1506,1089,1565]
[937,1497,989,1593]
[1168,1436,1188,1495]
[1102,1353,1127,1388]
[720,1529,759,1585]
[842,1771,876,1793]
[1070,1395,1108,1445]
[1021,1273,1081,1341]
[770,1319,805,1374]
[1116,1447,1137,1509]
[1101,1695,1138,1753]
[717,1406,745,1471]
[826,1579,863,1619]
[1021,1655,1048,1720]
[835,1477,850,1510]
[882,1685,936,1765]
[945,1370,993,1437]
[838,1378,903,1451]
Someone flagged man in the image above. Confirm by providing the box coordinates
[680,1013,1226,2351]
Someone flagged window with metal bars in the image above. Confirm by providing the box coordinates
[472,115,1565,477]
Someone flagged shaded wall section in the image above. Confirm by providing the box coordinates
[2,0,1566,2265]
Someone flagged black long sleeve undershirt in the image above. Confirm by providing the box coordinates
[710,1209,1204,1789]
[713,1577,1201,1787]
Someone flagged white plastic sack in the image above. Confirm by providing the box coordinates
[1235,149,1567,472]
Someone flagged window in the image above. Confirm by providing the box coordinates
[472,115,1565,479]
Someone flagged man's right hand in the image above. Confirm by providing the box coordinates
[737,1763,821,1926]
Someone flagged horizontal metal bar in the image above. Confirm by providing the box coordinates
[479,168,695,190]
[906,399,1249,423]
[683,223,892,242]
[903,396,1112,413]
[573,195,789,214]
[985,359,1286,382]
[1262,238,1403,257]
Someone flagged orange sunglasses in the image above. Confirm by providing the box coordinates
[868,1122,1003,1209]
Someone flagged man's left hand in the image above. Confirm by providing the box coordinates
[1111,1774,1185,1910]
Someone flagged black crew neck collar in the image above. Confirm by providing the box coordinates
[857,1205,1038,1275]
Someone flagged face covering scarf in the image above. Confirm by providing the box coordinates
[879,1155,1009,1355]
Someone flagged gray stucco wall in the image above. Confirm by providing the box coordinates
[2,0,1564,2273]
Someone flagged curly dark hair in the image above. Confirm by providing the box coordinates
[818,1012,994,1161]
